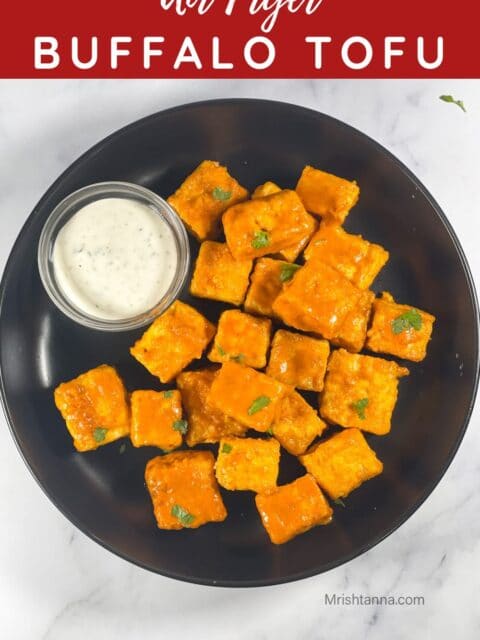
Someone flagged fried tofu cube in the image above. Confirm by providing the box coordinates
[272,260,363,340]
[130,301,215,383]
[304,223,389,289]
[320,349,409,435]
[130,390,183,450]
[208,361,287,432]
[330,288,375,353]
[252,181,282,199]
[223,189,316,260]
[215,436,280,492]
[267,330,330,392]
[272,391,327,455]
[208,309,272,369]
[366,292,436,362]
[299,429,383,500]
[176,368,247,446]
[167,160,248,240]
[296,165,360,224]
[252,182,316,261]
[244,258,289,318]
[145,451,227,529]
[54,364,130,452]
[190,241,253,306]
[255,474,332,544]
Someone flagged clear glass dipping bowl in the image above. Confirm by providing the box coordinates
[37,182,190,332]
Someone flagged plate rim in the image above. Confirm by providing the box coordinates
[1,98,479,587]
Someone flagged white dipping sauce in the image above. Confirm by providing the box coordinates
[53,198,178,320]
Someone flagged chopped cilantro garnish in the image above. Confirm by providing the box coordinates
[163,390,174,398]
[391,309,423,334]
[172,419,188,434]
[217,344,244,363]
[251,230,270,250]
[351,398,369,420]
[221,443,233,454]
[247,395,271,415]
[93,427,108,443]
[439,95,467,113]
[212,187,232,201]
[171,504,195,527]
[280,263,301,283]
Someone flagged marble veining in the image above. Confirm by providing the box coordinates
[1,79,480,639]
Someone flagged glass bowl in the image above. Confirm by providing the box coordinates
[37,182,190,331]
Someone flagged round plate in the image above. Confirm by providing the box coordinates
[1,99,478,587]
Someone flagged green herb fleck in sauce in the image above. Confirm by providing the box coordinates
[251,230,270,250]
[212,187,232,201]
[391,309,423,334]
[280,263,301,283]
[172,419,188,434]
[351,398,369,420]
[248,395,271,415]
[93,427,108,443]
[171,504,195,527]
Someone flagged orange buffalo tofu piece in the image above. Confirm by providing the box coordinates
[267,330,330,392]
[255,475,332,544]
[208,361,287,432]
[176,368,246,446]
[190,241,252,306]
[300,429,383,500]
[272,260,363,340]
[223,189,316,260]
[320,349,409,435]
[54,365,130,452]
[252,182,317,262]
[330,288,375,353]
[130,301,215,383]
[272,391,327,456]
[208,309,271,369]
[366,292,435,362]
[130,390,183,450]
[215,436,280,492]
[167,160,248,240]
[244,258,289,318]
[296,165,360,224]
[304,223,389,289]
[145,451,227,529]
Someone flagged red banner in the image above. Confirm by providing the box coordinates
[0,0,478,78]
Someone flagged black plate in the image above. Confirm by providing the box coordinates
[1,99,478,587]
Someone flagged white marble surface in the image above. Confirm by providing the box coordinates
[1,80,480,639]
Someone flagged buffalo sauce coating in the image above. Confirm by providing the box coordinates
[176,368,247,446]
[130,390,183,450]
[299,429,383,500]
[304,223,389,290]
[296,165,360,224]
[53,364,130,452]
[366,292,436,362]
[223,190,316,260]
[145,451,227,529]
[255,475,332,544]
[272,260,363,339]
